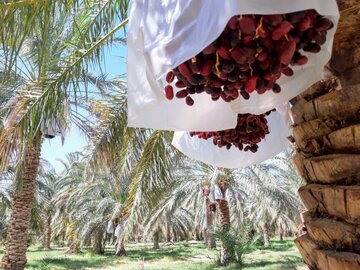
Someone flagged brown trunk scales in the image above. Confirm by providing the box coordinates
[218,199,232,265]
[1,135,42,270]
[292,2,360,268]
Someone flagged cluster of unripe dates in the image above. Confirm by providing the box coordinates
[164,10,333,106]
[190,110,275,152]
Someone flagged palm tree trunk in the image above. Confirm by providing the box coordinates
[172,230,178,242]
[262,224,271,247]
[153,230,160,249]
[43,212,52,250]
[1,135,41,270]
[218,199,232,265]
[292,2,360,267]
[91,228,104,254]
[278,227,284,242]
[67,237,81,254]
[205,198,216,249]
[166,224,172,243]
[114,239,127,256]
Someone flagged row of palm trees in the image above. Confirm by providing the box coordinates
[0,150,303,261]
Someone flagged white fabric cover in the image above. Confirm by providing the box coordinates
[127,0,339,131]
[40,117,65,137]
[214,184,224,201]
[172,105,291,169]
[106,220,115,234]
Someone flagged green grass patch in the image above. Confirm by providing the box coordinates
[0,239,304,270]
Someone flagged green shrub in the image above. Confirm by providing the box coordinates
[215,225,252,268]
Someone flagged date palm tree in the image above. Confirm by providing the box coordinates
[292,1,360,269]
[0,1,129,269]
[52,155,126,254]
[237,157,303,247]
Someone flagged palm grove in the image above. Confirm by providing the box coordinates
[0,1,359,270]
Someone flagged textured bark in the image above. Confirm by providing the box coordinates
[299,184,360,224]
[205,198,216,249]
[1,135,41,270]
[302,211,360,253]
[262,224,271,247]
[296,234,360,270]
[217,174,232,266]
[292,4,360,265]
[293,82,360,268]
[43,213,52,250]
[218,199,231,265]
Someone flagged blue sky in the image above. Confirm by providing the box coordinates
[41,44,127,173]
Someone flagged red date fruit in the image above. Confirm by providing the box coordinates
[241,35,254,45]
[178,63,192,77]
[245,76,257,93]
[263,15,283,26]
[175,81,186,88]
[294,55,308,66]
[239,16,256,35]
[185,96,194,106]
[218,46,232,60]
[230,47,247,64]
[166,71,175,83]
[297,16,312,32]
[286,11,307,24]
[188,59,200,73]
[164,85,174,100]
[257,51,268,62]
[315,18,333,31]
[314,32,327,45]
[166,10,332,106]
[227,16,239,30]
[190,111,274,152]
[202,44,216,55]
[278,39,296,65]
[176,90,188,99]
[282,67,294,76]
[271,21,293,41]
[200,60,213,76]
[272,83,281,93]
[303,43,321,53]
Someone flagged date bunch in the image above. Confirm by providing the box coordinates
[164,10,333,106]
[190,110,275,152]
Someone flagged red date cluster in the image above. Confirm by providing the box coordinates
[164,10,333,106]
[190,110,275,152]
